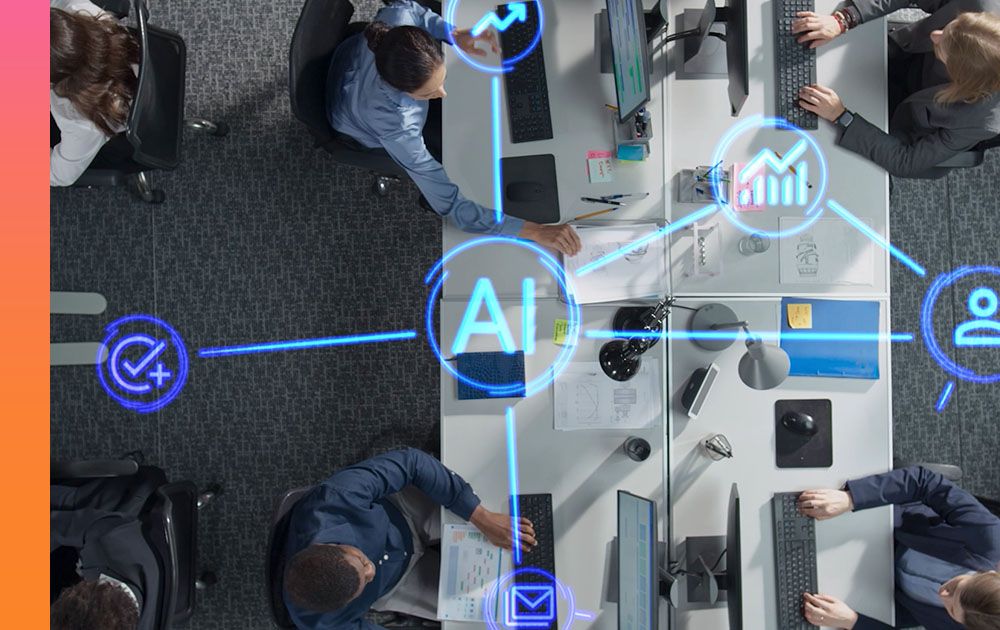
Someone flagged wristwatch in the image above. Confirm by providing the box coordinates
[835,110,855,129]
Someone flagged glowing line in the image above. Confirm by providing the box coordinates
[492,76,503,224]
[506,407,523,565]
[827,199,926,277]
[198,331,417,357]
[584,330,914,342]
[575,204,717,277]
[935,380,955,413]
[740,139,808,181]
[522,277,536,356]
[574,611,596,620]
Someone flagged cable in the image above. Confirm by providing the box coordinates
[709,548,728,572]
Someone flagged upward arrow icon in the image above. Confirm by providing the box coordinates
[471,2,528,37]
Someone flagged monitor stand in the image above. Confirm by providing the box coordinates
[683,535,729,606]
[675,9,729,79]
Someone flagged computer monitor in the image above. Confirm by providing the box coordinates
[725,483,743,629]
[606,0,652,123]
[618,490,658,630]
[661,0,749,116]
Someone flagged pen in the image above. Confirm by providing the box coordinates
[603,193,649,200]
[774,151,814,189]
[573,207,617,221]
[581,196,623,206]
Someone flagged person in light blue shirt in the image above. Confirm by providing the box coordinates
[326,0,581,256]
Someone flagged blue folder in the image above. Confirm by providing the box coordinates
[780,298,880,379]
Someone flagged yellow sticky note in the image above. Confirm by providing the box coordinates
[553,319,570,346]
[787,303,813,329]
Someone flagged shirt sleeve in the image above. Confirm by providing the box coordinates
[837,113,989,178]
[50,120,109,186]
[321,448,481,521]
[405,0,453,41]
[378,111,525,236]
[847,0,934,22]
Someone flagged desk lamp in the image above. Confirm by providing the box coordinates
[690,303,791,390]
[598,297,676,381]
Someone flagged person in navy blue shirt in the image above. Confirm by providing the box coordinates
[794,466,1000,629]
[326,0,581,256]
[283,448,535,630]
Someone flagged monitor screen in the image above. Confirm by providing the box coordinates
[618,490,657,630]
[606,0,651,122]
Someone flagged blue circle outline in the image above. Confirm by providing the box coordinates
[710,115,829,239]
[424,237,580,398]
[968,287,998,318]
[97,314,190,413]
[920,265,1000,384]
[444,0,544,74]
[482,567,577,630]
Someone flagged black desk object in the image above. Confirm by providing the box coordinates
[775,399,832,468]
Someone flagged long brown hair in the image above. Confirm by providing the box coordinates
[936,12,1000,105]
[961,571,1000,630]
[50,8,140,136]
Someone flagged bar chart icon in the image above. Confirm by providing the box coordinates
[737,139,810,208]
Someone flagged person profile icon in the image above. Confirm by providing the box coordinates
[954,287,1000,347]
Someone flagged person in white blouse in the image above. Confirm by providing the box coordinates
[50,0,139,186]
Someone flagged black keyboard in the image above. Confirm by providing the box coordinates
[510,493,557,630]
[773,492,818,629]
[499,3,553,143]
[773,0,818,130]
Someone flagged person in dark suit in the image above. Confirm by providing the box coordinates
[791,0,1000,178]
[794,466,1000,629]
[50,467,165,630]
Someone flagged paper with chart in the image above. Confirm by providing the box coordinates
[437,524,510,622]
[561,224,667,304]
[554,360,661,430]
[779,217,875,286]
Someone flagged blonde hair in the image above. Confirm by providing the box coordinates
[961,571,1000,630]
[936,12,1000,105]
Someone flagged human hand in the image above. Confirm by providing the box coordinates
[791,11,844,48]
[469,505,536,553]
[797,489,853,520]
[452,28,500,58]
[798,84,846,122]
[803,593,859,628]
[520,222,583,256]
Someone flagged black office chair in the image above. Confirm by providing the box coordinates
[935,133,1000,170]
[66,0,228,204]
[51,454,222,628]
[266,486,315,629]
[289,0,406,196]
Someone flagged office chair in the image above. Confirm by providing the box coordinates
[67,0,228,204]
[289,0,407,196]
[267,486,315,629]
[935,133,1000,170]
[894,460,1000,517]
[51,455,222,628]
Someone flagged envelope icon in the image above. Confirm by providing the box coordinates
[504,584,555,627]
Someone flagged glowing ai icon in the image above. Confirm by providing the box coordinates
[97,314,189,413]
[424,237,580,398]
[711,115,829,240]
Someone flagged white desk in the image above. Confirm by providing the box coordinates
[666,298,895,627]
[439,0,895,628]
[440,298,669,630]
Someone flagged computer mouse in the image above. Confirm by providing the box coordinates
[506,180,547,203]
[781,411,818,436]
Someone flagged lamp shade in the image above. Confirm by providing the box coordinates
[738,338,790,390]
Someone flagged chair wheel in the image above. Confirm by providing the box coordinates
[147,190,166,204]
[197,483,223,509]
[195,571,218,590]
[210,121,229,137]
[373,177,391,197]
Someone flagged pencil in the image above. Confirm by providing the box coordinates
[573,207,617,221]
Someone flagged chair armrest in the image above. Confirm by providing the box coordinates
[51,459,139,481]
[936,150,985,169]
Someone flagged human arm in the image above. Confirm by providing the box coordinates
[322,448,481,519]
[849,0,951,23]
[846,466,998,526]
[50,119,109,187]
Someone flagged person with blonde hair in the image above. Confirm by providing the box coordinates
[794,466,1000,628]
[791,0,1000,178]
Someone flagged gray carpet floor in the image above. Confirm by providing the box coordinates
[50,1,999,627]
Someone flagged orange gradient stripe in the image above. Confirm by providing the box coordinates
[0,2,49,625]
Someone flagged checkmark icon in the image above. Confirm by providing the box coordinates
[122,340,167,378]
